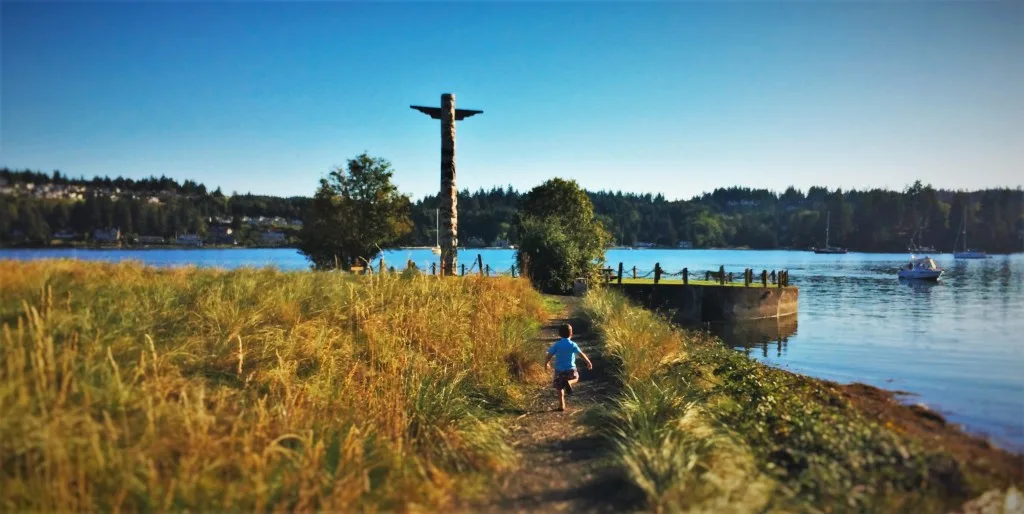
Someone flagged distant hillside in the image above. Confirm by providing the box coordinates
[3,168,1022,252]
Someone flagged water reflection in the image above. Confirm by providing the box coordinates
[898,277,940,293]
[709,316,799,358]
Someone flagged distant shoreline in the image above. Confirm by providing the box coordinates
[1,245,1020,255]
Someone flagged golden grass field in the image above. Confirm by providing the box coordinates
[0,260,546,511]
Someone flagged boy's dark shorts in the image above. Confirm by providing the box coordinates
[552,369,579,390]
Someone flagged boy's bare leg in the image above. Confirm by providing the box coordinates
[558,389,566,411]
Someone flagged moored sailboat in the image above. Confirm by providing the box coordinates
[952,209,986,259]
[812,212,848,254]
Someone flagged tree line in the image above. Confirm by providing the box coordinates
[408,182,1023,253]
[2,167,1022,253]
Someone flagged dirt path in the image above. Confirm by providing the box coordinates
[464,296,633,513]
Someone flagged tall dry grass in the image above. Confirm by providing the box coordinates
[0,259,545,511]
[581,291,778,513]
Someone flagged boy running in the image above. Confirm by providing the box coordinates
[544,323,594,412]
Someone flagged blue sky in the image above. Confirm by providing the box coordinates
[2,1,1021,200]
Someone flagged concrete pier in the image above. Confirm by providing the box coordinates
[609,283,798,324]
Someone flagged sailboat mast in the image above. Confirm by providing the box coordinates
[435,208,440,247]
[963,209,967,251]
[826,211,830,248]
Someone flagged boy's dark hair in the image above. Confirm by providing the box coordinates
[559,323,573,338]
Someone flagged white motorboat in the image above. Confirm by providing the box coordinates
[897,256,943,281]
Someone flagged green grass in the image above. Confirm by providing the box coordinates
[581,289,1020,513]
[0,259,547,511]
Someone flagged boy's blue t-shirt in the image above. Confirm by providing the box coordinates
[548,337,581,372]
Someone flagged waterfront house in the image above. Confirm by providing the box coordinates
[93,228,121,243]
[136,235,165,245]
[54,229,78,241]
[677,241,694,249]
[176,234,203,247]
[261,231,287,246]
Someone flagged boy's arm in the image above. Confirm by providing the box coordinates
[576,350,594,370]
[544,352,554,369]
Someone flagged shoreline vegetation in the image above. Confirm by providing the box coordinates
[580,289,1023,512]
[1,260,1020,511]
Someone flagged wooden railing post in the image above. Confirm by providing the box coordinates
[683,268,689,285]
[477,254,484,277]
[379,258,386,274]
[761,270,768,287]
[654,263,662,284]
[632,266,637,279]
[485,264,490,277]
[719,265,726,285]
[461,263,466,276]
[617,262,624,284]
[431,262,437,275]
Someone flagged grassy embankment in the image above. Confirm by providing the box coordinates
[581,289,1022,513]
[0,260,547,511]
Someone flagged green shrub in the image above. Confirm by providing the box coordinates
[515,178,610,294]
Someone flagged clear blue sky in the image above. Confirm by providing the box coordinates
[2,2,1021,200]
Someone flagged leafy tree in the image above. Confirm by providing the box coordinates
[297,153,412,270]
[516,178,610,293]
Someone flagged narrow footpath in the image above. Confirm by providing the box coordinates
[466,296,635,513]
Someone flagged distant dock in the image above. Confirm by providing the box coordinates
[598,263,798,324]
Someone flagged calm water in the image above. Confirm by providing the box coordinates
[2,248,1022,449]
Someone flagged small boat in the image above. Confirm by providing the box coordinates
[812,212,848,254]
[897,256,943,281]
[908,244,938,253]
[953,249,986,259]
[952,209,986,259]
[431,208,442,255]
[907,224,938,254]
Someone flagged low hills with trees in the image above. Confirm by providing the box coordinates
[2,166,1022,253]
